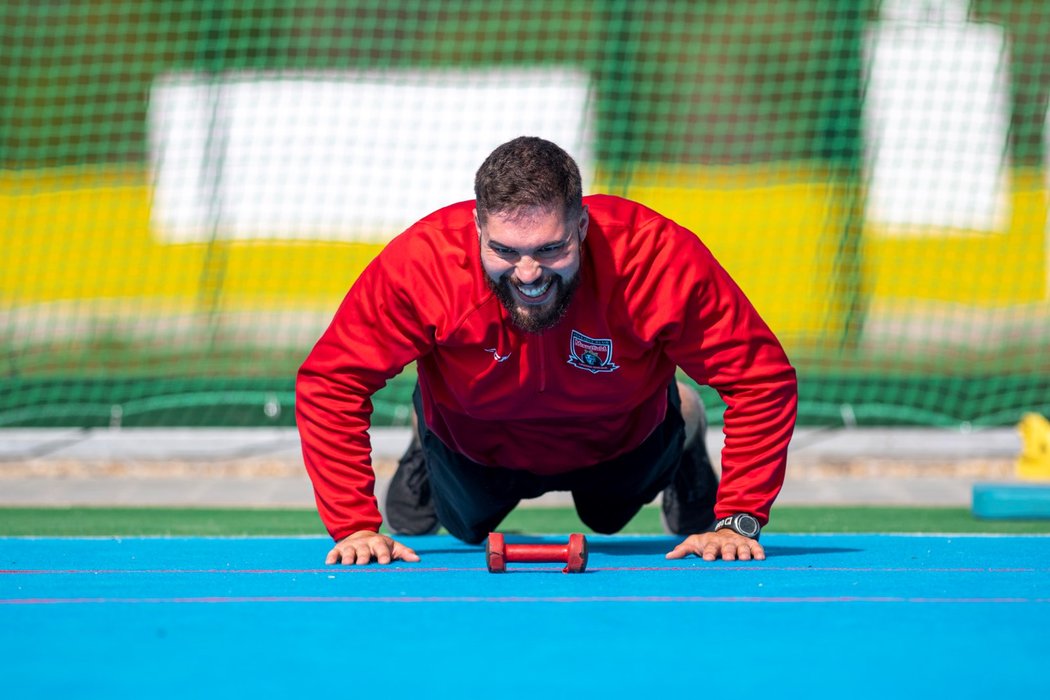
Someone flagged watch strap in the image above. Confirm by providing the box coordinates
[712,513,761,540]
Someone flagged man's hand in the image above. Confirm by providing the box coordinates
[326,530,421,565]
[665,529,765,562]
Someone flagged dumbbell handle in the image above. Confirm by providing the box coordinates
[503,543,571,563]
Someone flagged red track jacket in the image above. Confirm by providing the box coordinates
[297,195,797,540]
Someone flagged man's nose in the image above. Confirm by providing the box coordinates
[515,256,542,284]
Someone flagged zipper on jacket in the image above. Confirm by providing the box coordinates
[538,332,547,392]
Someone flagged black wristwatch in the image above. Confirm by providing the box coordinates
[712,513,761,540]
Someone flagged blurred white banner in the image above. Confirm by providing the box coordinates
[149,68,594,242]
[863,0,1010,233]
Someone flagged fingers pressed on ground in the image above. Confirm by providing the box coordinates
[664,543,692,559]
[356,545,376,565]
[373,545,392,565]
[393,544,421,562]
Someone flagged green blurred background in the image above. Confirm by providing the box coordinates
[2,1,1049,430]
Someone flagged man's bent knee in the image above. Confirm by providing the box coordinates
[676,380,706,447]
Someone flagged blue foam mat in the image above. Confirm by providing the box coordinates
[973,482,1050,519]
[2,534,1049,698]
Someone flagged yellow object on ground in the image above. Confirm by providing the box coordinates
[1017,412,1050,480]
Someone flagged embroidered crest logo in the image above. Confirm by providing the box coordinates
[567,330,620,374]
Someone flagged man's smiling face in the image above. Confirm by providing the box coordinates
[476,204,588,333]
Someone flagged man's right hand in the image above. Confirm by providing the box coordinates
[326,530,421,565]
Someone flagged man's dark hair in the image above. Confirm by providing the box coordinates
[474,136,583,224]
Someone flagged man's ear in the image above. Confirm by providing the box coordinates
[577,205,589,242]
[473,208,482,238]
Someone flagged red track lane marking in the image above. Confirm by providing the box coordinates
[2,595,1049,606]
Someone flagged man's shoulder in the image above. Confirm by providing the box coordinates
[383,200,477,255]
[408,200,478,238]
[584,194,715,277]
[357,201,479,302]
[585,194,698,251]
[584,194,669,232]
[584,192,649,214]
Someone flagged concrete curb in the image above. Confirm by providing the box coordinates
[0,427,1024,508]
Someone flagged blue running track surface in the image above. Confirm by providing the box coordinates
[1,534,1048,698]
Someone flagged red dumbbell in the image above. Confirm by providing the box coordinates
[486,532,588,574]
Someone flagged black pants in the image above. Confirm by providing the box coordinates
[413,383,689,544]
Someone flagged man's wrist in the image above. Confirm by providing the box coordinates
[712,513,761,540]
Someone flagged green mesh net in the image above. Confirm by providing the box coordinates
[1,0,1048,428]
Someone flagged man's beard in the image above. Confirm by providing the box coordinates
[488,271,580,333]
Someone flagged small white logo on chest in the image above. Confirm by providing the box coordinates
[484,347,512,363]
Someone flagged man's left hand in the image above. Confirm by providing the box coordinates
[665,529,765,562]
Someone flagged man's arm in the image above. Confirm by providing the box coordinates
[644,218,798,542]
[296,237,438,560]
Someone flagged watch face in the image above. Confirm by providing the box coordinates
[735,514,760,538]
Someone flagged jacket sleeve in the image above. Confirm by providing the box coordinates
[647,221,798,526]
[295,237,438,541]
